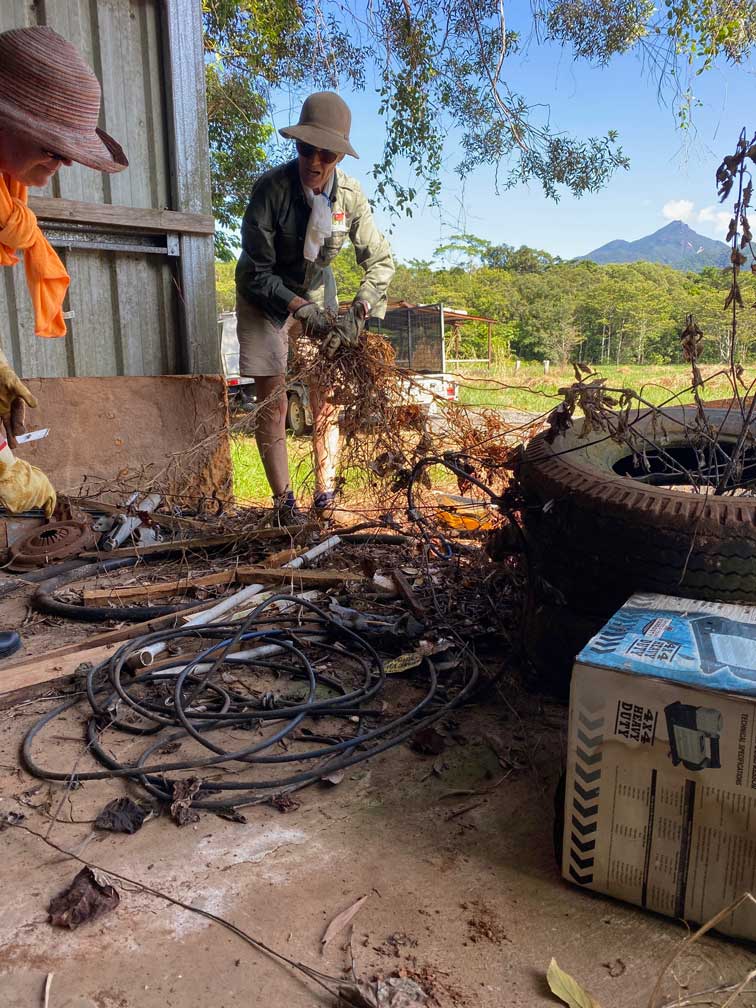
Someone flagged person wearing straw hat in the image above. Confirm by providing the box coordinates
[0,26,127,526]
[236,91,394,526]
[0,25,127,656]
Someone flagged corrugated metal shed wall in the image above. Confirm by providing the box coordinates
[0,0,217,377]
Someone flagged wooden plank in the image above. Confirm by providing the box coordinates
[236,567,366,587]
[0,589,244,709]
[0,565,344,709]
[45,0,105,209]
[0,643,121,710]
[263,547,302,567]
[391,569,427,619]
[98,0,157,213]
[0,1,35,33]
[0,568,350,709]
[29,197,215,236]
[82,569,237,606]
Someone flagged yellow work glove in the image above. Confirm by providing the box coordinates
[0,457,56,517]
[0,353,37,448]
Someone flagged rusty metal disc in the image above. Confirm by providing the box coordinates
[9,520,95,570]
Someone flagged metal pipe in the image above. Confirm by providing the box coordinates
[100,493,161,552]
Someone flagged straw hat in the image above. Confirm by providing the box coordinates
[279,92,358,158]
[0,26,127,174]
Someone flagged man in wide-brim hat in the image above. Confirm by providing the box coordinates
[235,91,395,525]
[0,25,127,656]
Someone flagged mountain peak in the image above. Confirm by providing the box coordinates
[579,220,729,271]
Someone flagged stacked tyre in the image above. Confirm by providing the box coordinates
[517,406,756,693]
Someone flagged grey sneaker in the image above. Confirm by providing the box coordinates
[272,491,308,527]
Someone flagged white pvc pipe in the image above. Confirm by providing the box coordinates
[183,582,268,626]
[142,634,326,677]
[129,537,341,668]
[285,535,341,569]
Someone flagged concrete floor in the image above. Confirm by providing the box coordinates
[1,694,755,1008]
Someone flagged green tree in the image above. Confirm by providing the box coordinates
[204,1,755,257]
[215,260,237,311]
[434,233,494,268]
[203,0,365,258]
[502,246,558,273]
[331,244,362,301]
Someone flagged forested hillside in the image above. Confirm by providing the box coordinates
[216,245,752,366]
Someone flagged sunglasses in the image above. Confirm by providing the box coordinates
[295,141,339,164]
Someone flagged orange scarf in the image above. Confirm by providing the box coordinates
[0,173,69,338]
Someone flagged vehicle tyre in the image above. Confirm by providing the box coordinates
[517,406,756,688]
[286,392,309,436]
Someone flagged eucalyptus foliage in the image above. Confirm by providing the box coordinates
[203,0,754,257]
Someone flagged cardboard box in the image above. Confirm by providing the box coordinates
[563,592,756,941]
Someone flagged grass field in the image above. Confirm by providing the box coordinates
[455,361,744,413]
[231,362,746,501]
[232,434,312,503]
[232,432,375,504]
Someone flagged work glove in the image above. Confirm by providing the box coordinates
[322,301,368,360]
[0,457,56,517]
[293,301,331,337]
[0,355,37,449]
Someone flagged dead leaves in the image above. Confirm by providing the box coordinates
[322,894,370,950]
[170,777,202,826]
[95,797,154,834]
[338,977,428,1007]
[724,279,744,310]
[546,375,636,444]
[409,726,446,756]
[48,867,119,930]
[546,959,602,1008]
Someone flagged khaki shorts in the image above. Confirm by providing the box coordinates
[236,295,295,377]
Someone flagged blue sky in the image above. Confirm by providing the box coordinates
[267,5,753,265]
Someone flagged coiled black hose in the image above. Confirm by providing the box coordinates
[23,594,477,811]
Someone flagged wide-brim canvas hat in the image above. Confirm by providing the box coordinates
[280,92,358,158]
[0,26,127,174]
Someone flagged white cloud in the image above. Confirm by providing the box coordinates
[662,199,695,222]
[697,206,731,234]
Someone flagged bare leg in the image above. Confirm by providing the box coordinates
[251,374,290,497]
[309,382,340,494]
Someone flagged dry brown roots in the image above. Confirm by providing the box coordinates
[286,329,533,521]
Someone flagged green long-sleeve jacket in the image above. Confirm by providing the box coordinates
[235,160,395,326]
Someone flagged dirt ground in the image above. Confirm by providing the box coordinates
[2,688,755,1008]
[0,549,754,1008]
